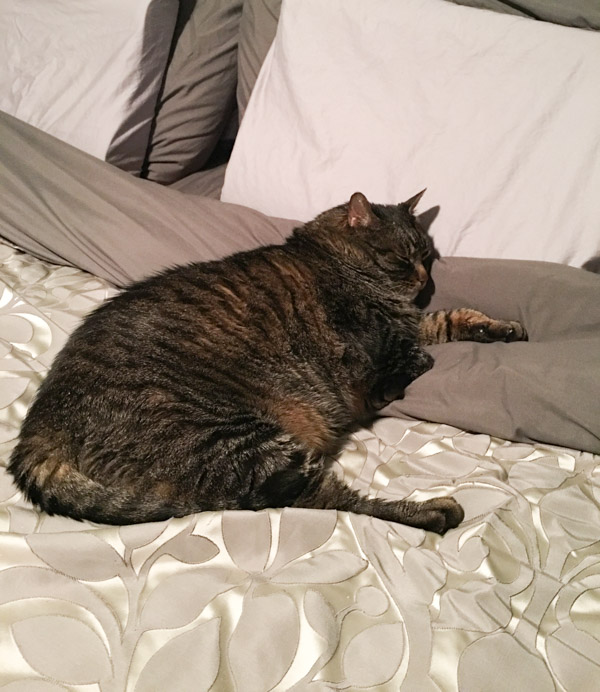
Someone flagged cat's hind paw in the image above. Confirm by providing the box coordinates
[417,497,465,534]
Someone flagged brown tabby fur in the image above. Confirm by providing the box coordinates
[8,192,526,533]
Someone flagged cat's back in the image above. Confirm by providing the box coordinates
[82,244,329,362]
[24,244,340,425]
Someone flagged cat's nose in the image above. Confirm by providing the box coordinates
[415,263,428,287]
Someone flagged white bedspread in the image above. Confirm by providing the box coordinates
[1,241,599,690]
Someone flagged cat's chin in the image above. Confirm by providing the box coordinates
[406,286,423,301]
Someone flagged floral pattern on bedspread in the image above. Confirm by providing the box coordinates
[0,241,599,691]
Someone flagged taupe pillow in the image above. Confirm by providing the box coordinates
[236,0,282,122]
[446,0,600,30]
[0,111,294,285]
[143,0,243,184]
[387,258,600,454]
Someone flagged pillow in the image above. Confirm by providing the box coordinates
[0,110,296,286]
[389,258,600,454]
[446,0,600,29]
[222,0,600,268]
[234,0,600,122]
[0,0,178,175]
[236,0,282,122]
[168,165,228,199]
[143,0,243,184]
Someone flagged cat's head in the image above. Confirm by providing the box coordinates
[298,190,435,299]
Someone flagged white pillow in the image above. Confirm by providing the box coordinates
[221,0,600,268]
[0,0,178,175]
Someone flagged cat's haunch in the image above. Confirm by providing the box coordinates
[8,192,526,533]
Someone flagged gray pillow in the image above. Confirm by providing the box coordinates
[168,164,227,199]
[386,258,600,454]
[143,0,243,184]
[446,0,600,30]
[0,111,295,285]
[236,0,282,122]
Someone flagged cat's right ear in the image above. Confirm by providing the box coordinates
[403,189,427,214]
[348,192,377,228]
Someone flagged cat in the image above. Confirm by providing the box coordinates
[8,191,527,534]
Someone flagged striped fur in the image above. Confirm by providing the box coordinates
[8,192,525,533]
[420,308,527,345]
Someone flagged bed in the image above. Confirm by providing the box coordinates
[1,0,599,690]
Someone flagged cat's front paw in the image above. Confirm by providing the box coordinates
[368,345,434,410]
[503,320,528,342]
[475,318,528,343]
[450,309,528,343]
[406,344,435,378]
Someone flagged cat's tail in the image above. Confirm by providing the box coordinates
[8,446,186,525]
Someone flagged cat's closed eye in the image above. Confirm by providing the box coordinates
[379,251,413,272]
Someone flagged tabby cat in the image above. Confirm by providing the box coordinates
[8,191,526,534]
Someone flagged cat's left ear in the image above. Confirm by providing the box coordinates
[348,192,377,228]
[403,188,427,215]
